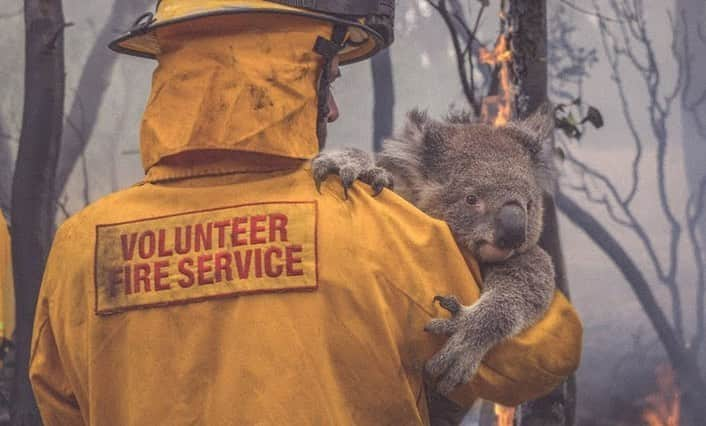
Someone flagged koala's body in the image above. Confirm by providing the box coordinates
[312,109,557,405]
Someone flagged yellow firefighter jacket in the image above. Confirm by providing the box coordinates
[0,214,14,345]
[30,18,582,426]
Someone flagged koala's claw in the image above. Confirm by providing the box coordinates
[433,295,462,314]
[311,149,393,198]
[363,167,394,196]
[315,178,323,194]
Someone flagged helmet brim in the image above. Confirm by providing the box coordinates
[109,5,385,65]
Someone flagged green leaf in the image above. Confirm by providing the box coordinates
[567,112,578,126]
[555,116,583,140]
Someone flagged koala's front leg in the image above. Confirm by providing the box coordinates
[424,289,523,395]
[311,148,393,198]
[425,247,555,395]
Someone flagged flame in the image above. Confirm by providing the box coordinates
[641,363,680,426]
[480,35,513,127]
[494,403,516,426]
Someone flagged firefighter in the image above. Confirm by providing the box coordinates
[30,1,582,425]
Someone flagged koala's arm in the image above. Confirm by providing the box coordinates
[426,247,557,395]
[481,246,557,329]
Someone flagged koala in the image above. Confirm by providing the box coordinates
[311,108,557,399]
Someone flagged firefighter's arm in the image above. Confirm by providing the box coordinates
[29,228,83,425]
[352,185,582,408]
[29,310,83,425]
[373,201,582,408]
[429,248,583,408]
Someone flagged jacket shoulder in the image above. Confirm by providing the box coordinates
[320,180,481,314]
[57,184,153,233]
[49,184,152,273]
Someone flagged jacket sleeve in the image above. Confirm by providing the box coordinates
[0,216,14,343]
[29,227,84,426]
[365,190,583,408]
[429,244,582,408]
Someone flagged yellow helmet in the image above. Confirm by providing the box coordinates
[109,0,395,65]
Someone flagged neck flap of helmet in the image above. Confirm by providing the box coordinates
[139,15,333,172]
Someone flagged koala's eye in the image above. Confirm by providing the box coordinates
[465,194,480,205]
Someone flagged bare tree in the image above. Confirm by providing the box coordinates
[53,0,151,216]
[371,49,395,152]
[506,2,577,425]
[551,1,706,423]
[677,0,706,280]
[11,0,66,424]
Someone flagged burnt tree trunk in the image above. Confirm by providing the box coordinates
[371,48,395,152]
[508,1,576,425]
[11,0,66,424]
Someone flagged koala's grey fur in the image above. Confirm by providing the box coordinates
[312,108,557,404]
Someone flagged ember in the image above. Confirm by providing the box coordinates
[494,403,516,426]
[641,363,680,426]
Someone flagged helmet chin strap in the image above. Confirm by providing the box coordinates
[313,24,347,149]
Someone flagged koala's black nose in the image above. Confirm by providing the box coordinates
[495,203,526,249]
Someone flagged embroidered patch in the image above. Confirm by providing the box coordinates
[94,201,318,315]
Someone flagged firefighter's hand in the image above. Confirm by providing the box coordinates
[312,148,393,199]
[424,295,485,396]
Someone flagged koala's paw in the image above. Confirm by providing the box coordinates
[424,295,485,396]
[311,148,393,199]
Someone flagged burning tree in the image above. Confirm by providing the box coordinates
[548,0,706,424]
[424,0,575,424]
[425,0,706,423]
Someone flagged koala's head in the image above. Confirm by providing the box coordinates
[379,107,555,263]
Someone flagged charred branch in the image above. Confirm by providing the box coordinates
[371,49,395,152]
[10,0,66,424]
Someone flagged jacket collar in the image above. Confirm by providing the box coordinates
[144,150,307,183]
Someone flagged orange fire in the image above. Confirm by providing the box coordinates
[641,363,680,426]
[480,35,513,127]
[494,404,516,426]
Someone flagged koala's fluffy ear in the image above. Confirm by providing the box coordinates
[402,108,430,142]
[386,109,447,175]
[378,109,448,201]
[508,103,555,154]
[506,104,557,193]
